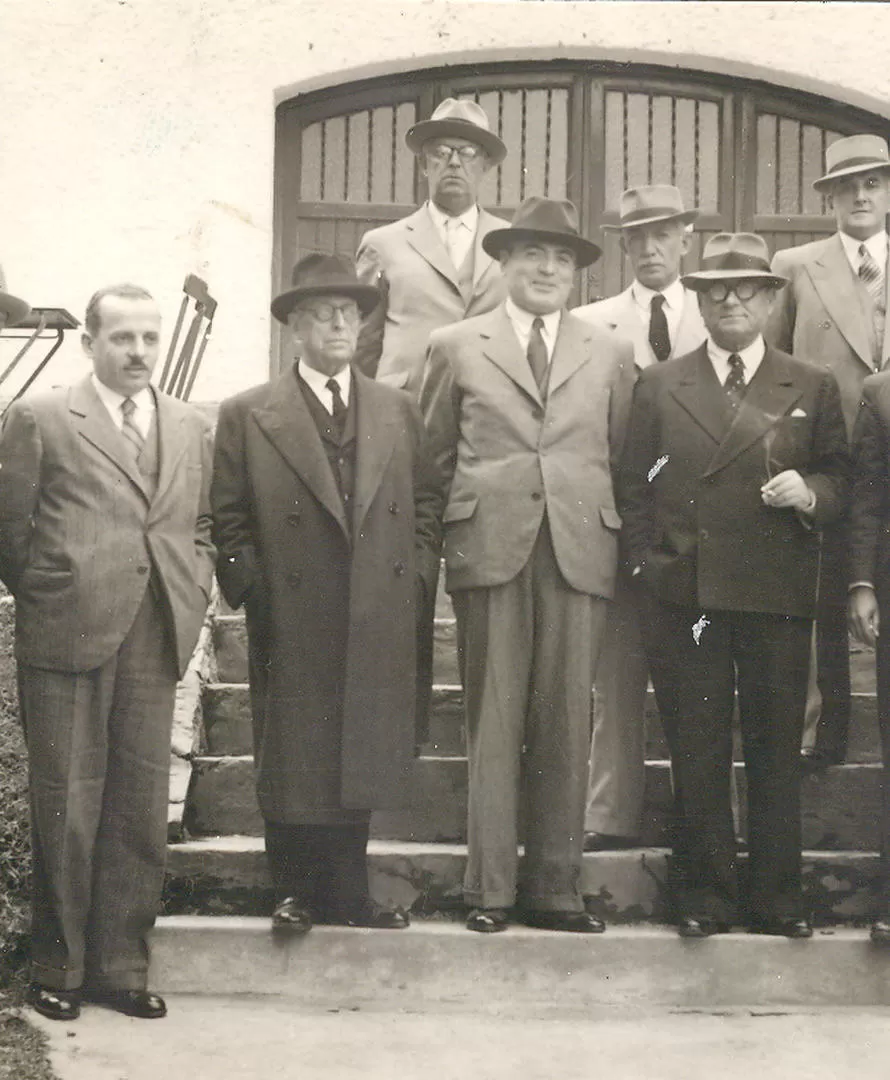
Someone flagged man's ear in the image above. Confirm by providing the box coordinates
[81,332,94,359]
[618,234,628,259]
[680,230,693,258]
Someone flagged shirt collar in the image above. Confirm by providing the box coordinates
[427,200,479,236]
[706,334,766,370]
[631,277,685,312]
[90,373,155,416]
[504,296,562,342]
[839,228,888,269]
[297,359,352,405]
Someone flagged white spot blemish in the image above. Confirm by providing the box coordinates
[692,615,710,645]
[647,455,669,482]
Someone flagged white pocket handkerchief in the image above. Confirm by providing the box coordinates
[790,408,808,418]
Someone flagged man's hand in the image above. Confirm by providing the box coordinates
[760,469,814,512]
[849,585,880,648]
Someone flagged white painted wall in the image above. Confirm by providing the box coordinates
[3,0,889,401]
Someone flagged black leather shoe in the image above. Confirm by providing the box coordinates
[85,988,167,1019]
[345,902,409,929]
[271,897,313,934]
[466,908,509,933]
[523,910,606,933]
[583,832,641,852]
[870,917,890,945]
[26,983,81,1021]
[677,916,730,938]
[748,917,813,939]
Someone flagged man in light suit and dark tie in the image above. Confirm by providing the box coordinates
[769,134,890,769]
[0,284,215,1021]
[421,197,634,934]
[623,234,850,938]
[573,184,706,852]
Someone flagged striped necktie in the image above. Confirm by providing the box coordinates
[859,243,885,311]
[120,397,145,458]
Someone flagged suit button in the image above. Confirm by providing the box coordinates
[286,512,301,526]
[820,321,832,330]
[393,561,406,576]
[137,565,149,575]
[531,492,543,502]
[287,571,302,586]
[531,406,544,421]
[389,501,399,514]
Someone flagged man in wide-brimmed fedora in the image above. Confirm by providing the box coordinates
[573,184,706,855]
[0,266,30,329]
[623,232,850,938]
[211,254,440,936]
[770,134,890,771]
[421,196,634,933]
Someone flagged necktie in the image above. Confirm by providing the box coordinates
[527,316,549,392]
[859,243,886,311]
[120,397,145,458]
[443,218,461,268]
[648,293,671,363]
[326,377,347,436]
[723,353,746,402]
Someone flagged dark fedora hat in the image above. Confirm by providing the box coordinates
[482,196,602,268]
[681,233,788,291]
[406,98,507,165]
[271,253,380,324]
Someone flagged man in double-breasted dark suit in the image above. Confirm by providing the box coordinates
[623,234,850,938]
[211,255,440,934]
[0,284,215,1021]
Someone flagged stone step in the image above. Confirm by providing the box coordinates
[201,680,883,762]
[163,836,882,925]
[148,917,890,1007]
[185,756,883,850]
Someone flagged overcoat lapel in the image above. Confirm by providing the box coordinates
[404,206,459,291]
[807,234,873,370]
[352,374,399,536]
[703,348,803,477]
[668,346,734,445]
[252,369,349,538]
[68,377,149,501]
[480,307,543,405]
[548,313,593,395]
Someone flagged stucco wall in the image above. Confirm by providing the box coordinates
[3,0,890,401]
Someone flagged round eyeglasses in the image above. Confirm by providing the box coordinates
[704,280,764,303]
[425,143,483,163]
[298,301,360,323]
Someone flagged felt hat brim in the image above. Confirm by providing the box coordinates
[271,282,380,325]
[482,227,602,268]
[0,292,31,328]
[813,159,890,191]
[406,118,507,165]
[681,268,788,291]
[603,208,699,232]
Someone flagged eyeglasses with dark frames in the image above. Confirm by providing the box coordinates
[425,143,484,163]
[704,280,764,303]
[297,301,360,323]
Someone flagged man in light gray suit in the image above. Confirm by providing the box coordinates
[573,185,705,851]
[422,197,633,934]
[0,284,215,1022]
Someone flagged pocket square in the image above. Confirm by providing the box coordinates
[790,408,808,418]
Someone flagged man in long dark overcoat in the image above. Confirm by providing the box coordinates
[211,254,440,933]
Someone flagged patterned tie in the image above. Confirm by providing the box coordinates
[527,316,549,392]
[326,376,347,437]
[648,293,671,363]
[120,397,145,458]
[723,353,746,402]
[859,243,886,310]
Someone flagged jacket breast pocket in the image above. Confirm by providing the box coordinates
[443,496,478,525]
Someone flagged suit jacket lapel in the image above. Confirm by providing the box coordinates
[150,390,187,514]
[472,209,500,289]
[252,369,349,538]
[480,306,543,406]
[808,234,873,369]
[69,377,149,501]
[548,312,593,395]
[605,288,652,370]
[352,374,398,536]
[405,206,459,290]
[703,347,803,478]
[668,346,733,445]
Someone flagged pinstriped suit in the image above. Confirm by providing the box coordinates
[0,376,214,992]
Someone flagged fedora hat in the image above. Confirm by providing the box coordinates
[681,233,788,291]
[0,266,30,328]
[405,98,507,165]
[813,134,890,191]
[271,253,380,325]
[604,184,699,231]
[482,196,601,268]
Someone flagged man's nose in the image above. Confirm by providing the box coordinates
[330,308,347,328]
[539,253,557,274]
[130,337,147,358]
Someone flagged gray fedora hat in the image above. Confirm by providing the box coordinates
[271,254,380,325]
[681,233,788,291]
[0,266,31,327]
[604,184,699,231]
[406,98,507,165]
[482,196,601,268]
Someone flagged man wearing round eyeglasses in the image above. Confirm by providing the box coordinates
[621,233,850,938]
[211,254,440,936]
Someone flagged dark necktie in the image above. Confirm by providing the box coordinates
[120,397,145,458]
[723,352,746,402]
[527,316,548,391]
[326,377,347,436]
[648,293,671,363]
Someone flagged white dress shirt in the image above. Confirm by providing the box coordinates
[631,277,686,345]
[706,334,766,386]
[839,228,888,277]
[505,297,561,363]
[427,201,479,269]
[91,374,155,439]
[297,359,351,415]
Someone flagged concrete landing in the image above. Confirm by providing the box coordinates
[148,918,890,1008]
[32,998,890,1080]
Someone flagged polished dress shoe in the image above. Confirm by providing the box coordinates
[676,916,730,938]
[271,897,313,934]
[84,988,167,1019]
[583,832,641,852]
[870,917,890,945]
[344,902,410,929]
[26,983,81,1021]
[466,908,509,933]
[748,916,813,938]
[523,910,606,933]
